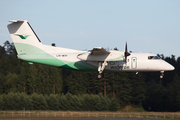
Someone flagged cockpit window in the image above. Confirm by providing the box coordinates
[148,56,161,60]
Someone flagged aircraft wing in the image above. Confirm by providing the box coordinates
[90,47,110,55]
[77,47,111,61]
[77,47,125,61]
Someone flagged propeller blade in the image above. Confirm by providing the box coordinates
[125,42,128,53]
[124,42,131,62]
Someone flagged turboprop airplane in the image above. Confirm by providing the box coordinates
[7,20,174,79]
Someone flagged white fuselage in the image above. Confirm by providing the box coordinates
[78,52,174,72]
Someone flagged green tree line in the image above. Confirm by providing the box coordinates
[0,92,118,111]
[0,40,180,111]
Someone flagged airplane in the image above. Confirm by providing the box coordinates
[7,20,174,79]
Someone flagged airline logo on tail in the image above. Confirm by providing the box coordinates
[15,34,30,39]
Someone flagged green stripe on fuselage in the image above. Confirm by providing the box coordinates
[15,43,97,71]
[22,58,97,71]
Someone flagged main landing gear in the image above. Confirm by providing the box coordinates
[97,61,107,79]
[96,43,131,79]
[160,71,164,79]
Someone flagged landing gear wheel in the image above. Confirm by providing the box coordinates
[160,71,164,79]
[97,73,104,79]
[160,75,163,79]
[97,73,102,79]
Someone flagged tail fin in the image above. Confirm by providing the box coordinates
[7,20,42,55]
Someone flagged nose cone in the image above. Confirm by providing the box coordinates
[169,64,175,71]
[163,62,175,71]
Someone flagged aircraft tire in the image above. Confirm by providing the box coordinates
[160,75,163,79]
[97,73,102,79]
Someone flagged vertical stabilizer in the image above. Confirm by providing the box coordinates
[7,20,42,55]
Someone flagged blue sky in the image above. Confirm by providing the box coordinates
[0,0,180,57]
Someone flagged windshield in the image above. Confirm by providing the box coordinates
[148,56,161,60]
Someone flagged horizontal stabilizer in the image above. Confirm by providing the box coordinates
[9,20,25,23]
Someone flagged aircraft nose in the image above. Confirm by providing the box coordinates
[169,64,175,71]
[163,62,175,71]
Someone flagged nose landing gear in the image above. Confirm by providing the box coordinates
[160,71,164,79]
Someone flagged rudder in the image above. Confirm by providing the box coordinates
[7,20,42,55]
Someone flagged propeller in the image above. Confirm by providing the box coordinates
[124,42,131,62]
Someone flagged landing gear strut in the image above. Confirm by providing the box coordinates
[160,71,164,79]
[97,61,107,79]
